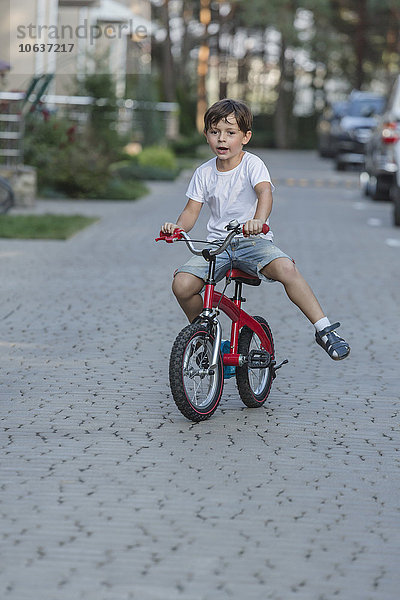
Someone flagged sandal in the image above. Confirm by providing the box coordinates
[315,322,350,360]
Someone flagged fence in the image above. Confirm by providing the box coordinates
[0,92,179,167]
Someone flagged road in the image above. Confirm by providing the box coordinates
[1,150,399,600]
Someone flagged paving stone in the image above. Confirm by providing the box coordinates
[0,151,399,600]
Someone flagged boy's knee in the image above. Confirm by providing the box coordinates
[263,258,297,282]
[279,260,298,280]
[172,272,202,300]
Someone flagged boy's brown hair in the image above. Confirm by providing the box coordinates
[204,99,253,134]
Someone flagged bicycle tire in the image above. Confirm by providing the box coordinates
[169,322,224,422]
[0,177,14,215]
[236,316,274,408]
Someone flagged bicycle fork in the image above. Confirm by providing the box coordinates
[209,319,222,372]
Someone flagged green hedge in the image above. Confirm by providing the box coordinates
[137,145,177,170]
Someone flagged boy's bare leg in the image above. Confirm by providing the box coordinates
[261,258,325,324]
[172,273,204,323]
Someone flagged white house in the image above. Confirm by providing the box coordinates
[1,0,152,96]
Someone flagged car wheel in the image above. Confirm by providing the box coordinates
[335,159,346,171]
[393,185,400,227]
[360,172,370,196]
[371,175,392,201]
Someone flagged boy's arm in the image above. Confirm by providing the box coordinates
[243,181,273,236]
[161,198,202,234]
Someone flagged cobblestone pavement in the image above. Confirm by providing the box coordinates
[1,151,399,600]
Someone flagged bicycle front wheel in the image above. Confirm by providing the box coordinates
[236,316,274,408]
[0,177,14,215]
[169,323,224,422]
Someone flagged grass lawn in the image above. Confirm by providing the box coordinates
[0,214,99,240]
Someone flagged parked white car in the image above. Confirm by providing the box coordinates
[362,75,400,226]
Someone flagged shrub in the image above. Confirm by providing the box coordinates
[137,145,177,171]
[102,178,148,200]
[24,114,149,199]
[170,133,205,156]
[110,160,178,181]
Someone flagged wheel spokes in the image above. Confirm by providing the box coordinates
[248,334,269,395]
[183,335,217,408]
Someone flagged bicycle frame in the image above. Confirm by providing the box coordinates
[201,255,273,368]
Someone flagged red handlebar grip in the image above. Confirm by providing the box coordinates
[242,223,270,236]
[155,228,184,243]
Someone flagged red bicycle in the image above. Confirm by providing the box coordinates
[156,220,288,422]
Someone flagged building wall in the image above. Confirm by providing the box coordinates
[1,0,152,97]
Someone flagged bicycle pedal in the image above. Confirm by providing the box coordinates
[274,359,289,371]
[271,359,289,379]
[247,349,271,369]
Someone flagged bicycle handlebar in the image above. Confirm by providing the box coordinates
[155,220,270,257]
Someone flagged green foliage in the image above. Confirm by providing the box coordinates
[24,114,148,199]
[112,162,178,181]
[137,145,177,170]
[247,115,276,148]
[102,177,148,200]
[23,64,154,199]
[110,148,180,181]
[134,74,165,146]
[176,84,197,137]
[24,118,108,197]
[0,214,98,239]
[170,133,205,156]
[293,115,319,149]
[75,66,124,159]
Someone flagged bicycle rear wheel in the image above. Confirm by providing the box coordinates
[236,316,274,408]
[169,322,224,422]
[0,177,14,214]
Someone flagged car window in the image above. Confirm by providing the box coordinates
[347,98,385,117]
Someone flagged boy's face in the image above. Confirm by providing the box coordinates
[205,113,252,162]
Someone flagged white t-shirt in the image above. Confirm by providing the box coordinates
[186,151,274,241]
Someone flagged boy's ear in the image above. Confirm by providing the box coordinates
[243,130,252,145]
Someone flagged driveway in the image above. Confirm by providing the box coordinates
[1,150,399,600]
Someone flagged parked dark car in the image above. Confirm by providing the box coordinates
[362,75,400,225]
[330,91,385,171]
[317,101,348,158]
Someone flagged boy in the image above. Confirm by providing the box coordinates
[161,99,350,360]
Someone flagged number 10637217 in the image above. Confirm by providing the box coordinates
[18,43,74,53]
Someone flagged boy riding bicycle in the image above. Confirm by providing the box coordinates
[161,99,350,361]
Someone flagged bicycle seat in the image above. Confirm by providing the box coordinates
[226,268,261,286]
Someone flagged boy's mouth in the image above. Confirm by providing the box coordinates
[217,146,229,152]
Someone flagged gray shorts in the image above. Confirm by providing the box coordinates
[175,237,293,283]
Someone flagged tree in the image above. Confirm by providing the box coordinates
[149,0,400,146]
[329,0,400,89]
[240,0,299,148]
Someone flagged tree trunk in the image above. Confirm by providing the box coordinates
[354,0,367,89]
[274,36,295,149]
[196,0,211,132]
[160,0,176,102]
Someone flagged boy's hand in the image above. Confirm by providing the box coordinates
[161,222,181,234]
[243,219,263,236]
